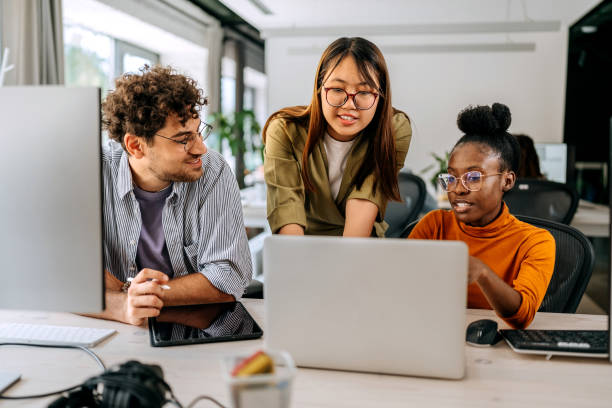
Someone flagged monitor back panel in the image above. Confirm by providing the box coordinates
[0,87,103,312]
[264,236,468,379]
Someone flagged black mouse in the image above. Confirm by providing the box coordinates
[466,319,500,346]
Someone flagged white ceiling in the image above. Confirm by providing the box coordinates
[219,0,600,31]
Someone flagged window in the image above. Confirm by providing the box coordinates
[219,57,267,183]
[63,24,159,96]
[64,24,114,95]
[115,40,159,77]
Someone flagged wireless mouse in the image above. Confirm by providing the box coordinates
[466,319,500,346]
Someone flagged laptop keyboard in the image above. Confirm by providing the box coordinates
[500,329,608,354]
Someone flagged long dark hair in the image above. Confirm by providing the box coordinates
[515,134,543,178]
[262,37,403,201]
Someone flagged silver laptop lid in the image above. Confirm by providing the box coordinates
[264,235,468,379]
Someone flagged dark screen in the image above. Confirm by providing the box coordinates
[148,302,262,347]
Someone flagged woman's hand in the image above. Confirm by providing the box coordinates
[468,256,488,284]
[468,256,522,317]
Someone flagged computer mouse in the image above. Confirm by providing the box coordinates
[466,319,500,346]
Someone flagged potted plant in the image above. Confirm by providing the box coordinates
[420,151,451,205]
[209,110,262,188]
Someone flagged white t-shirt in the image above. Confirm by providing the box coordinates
[323,133,356,199]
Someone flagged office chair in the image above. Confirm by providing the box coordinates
[402,215,595,313]
[399,219,419,238]
[503,179,579,224]
[384,173,427,238]
[516,215,594,313]
[243,279,263,299]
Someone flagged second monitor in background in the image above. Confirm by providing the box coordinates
[535,143,568,183]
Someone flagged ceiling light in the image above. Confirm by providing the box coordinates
[246,0,272,15]
[262,21,560,38]
[580,26,598,34]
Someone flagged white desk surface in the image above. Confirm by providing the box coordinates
[571,200,610,238]
[1,301,611,407]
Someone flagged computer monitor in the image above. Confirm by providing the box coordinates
[0,86,104,312]
[535,143,567,183]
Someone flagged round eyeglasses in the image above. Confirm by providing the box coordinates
[323,87,379,110]
[438,171,504,192]
[154,121,213,152]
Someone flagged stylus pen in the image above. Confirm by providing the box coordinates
[127,277,171,290]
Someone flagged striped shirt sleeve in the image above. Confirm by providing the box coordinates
[196,158,253,299]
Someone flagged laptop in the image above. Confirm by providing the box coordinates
[263,235,468,379]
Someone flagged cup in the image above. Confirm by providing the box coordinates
[221,350,296,408]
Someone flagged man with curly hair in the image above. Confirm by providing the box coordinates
[90,66,252,326]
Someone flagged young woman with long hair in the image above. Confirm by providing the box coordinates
[263,37,412,237]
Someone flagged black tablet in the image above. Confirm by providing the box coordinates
[148,302,263,347]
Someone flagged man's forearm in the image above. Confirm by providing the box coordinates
[81,290,128,323]
[162,273,235,306]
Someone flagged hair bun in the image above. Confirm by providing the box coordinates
[457,103,511,135]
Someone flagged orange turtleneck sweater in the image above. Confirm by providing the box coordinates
[409,203,555,329]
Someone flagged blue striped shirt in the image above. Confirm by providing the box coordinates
[102,141,252,299]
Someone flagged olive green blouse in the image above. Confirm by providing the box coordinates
[263,112,412,237]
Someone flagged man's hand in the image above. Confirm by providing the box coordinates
[124,268,169,326]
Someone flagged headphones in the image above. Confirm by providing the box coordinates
[49,360,176,408]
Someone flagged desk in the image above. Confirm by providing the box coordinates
[241,186,267,229]
[2,302,611,407]
[571,200,610,238]
[242,201,267,229]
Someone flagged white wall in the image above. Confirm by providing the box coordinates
[263,1,599,187]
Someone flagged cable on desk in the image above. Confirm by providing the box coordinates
[0,342,105,400]
[185,395,228,408]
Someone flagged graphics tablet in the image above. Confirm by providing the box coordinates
[148,302,263,347]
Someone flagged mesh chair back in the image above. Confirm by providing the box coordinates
[516,215,594,313]
[504,179,579,224]
[384,173,426,238]
[401,214,595,313]
[399,219,420,238]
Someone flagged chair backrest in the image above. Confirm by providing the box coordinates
[504,179,579,224]
[401,214,595,313]
[399,219,420,239]
[384,173,427,238]
[516,215,594,313]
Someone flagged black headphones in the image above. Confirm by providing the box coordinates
[48,360,176,408]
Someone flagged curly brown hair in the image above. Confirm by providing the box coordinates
[102,65,207,149]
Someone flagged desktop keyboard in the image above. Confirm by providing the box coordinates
[500,329,608,356]
[0,323,116,347]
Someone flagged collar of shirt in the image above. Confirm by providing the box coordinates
[116,151,187,203]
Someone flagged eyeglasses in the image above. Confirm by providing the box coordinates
[323,87,379,110]
[438,171,504,192]
[155,121,213,152]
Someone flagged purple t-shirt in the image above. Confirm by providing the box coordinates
[133,183,174,278]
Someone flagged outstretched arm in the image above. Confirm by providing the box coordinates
[343,198,378,237]
[469,256,522,317]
